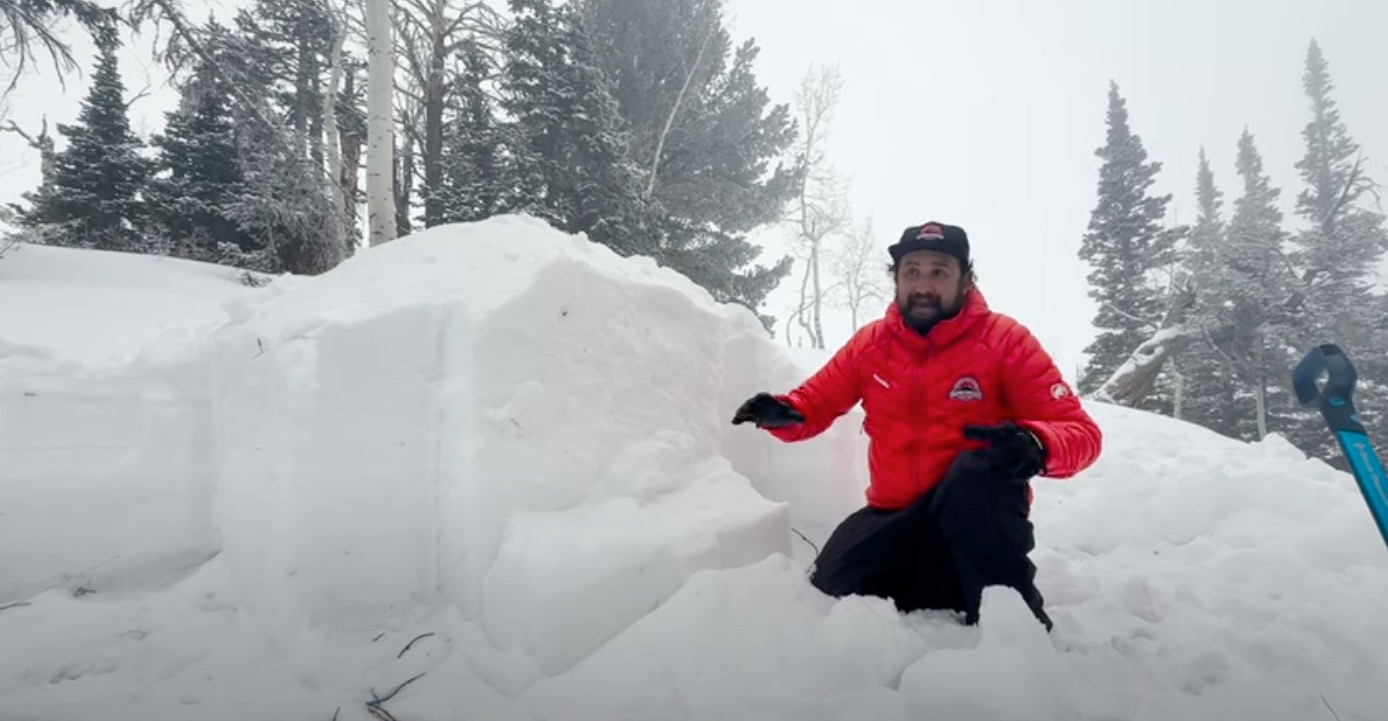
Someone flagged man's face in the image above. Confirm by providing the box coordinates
[895,250,968,333]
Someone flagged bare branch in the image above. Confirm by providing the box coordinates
[1,118,43,147]
[122,82,152,109]
[1,0,120,95]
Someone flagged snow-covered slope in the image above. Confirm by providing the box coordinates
[1,216,1386,721]
[0,242,264,365]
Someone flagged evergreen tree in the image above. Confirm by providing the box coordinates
[577,0,800,324]
[1188,148,1225,265]
[1077,81,1179,405]
[499,0,650,255]
[145,36,257,261]
[436,40,510,224]
[16,38,151,251]
[232,0,332,163]
[1172,147,1239,433]
[1288,39,1388,454]
[1204,129,1302,441]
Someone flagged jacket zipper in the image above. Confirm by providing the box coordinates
[913,344,924,499]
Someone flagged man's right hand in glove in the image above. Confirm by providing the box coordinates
[732,392,805,429]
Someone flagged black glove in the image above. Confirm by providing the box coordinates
[963,421,1046,479]
[732,392,805,429]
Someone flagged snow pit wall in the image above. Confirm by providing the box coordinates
[0,359,219,603]
[201,216,866,669]
[0,215,874,675]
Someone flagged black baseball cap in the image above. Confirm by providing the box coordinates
[888,221,970,268]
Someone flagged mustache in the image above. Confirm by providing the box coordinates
[907,295,940,306]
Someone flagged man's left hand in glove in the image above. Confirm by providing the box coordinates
[962,421,1046,479]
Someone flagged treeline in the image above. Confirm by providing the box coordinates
[2,0,808,328]
[1078,39,1388,466]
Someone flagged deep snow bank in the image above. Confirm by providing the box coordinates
[202,214,868,670]
[0,244,261,602]
[0,242,263,363]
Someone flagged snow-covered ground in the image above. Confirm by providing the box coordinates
[1,215,1386,721]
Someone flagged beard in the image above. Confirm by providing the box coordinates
[899,291,962,335]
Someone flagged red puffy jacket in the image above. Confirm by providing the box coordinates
[767,288,1102,509]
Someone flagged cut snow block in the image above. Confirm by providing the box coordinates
[482,464,791,677]
[521,554,931,721]
[206,214,811,631]
[717,332,869,558]
[212,303,463,631]
[0,362,217,602]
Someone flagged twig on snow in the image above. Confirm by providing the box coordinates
[1320,690,1343,721]
[788,530,816,558]
[397,632,435,659]
[367,672,426,721]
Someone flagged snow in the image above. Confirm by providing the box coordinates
[0,242,263,365]
[2,214,1388,720]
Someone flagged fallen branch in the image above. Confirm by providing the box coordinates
[1092,277,1197,406]
[397,632,436,659]
[366,672,426,721]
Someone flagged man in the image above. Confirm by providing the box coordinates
[732,221,1102,630]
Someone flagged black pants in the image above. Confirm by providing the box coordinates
[808,450,1052,630]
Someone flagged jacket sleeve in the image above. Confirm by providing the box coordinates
[997,320,1103,478]
[766,330,865,443]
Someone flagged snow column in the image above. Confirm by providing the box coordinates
[212,303,465,632]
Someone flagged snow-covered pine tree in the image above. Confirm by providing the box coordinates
[436,39,511,224]
[499,0,649,257]
[577,0,800,327]
[1078,81,1179,407]
[1203,129,1302,442]
[14,37,151,251]
[145,30,258,263]
[124,0,345,274]
[232,0,333,164]
[1287,39,1388,455]
[1171,147,1241,434]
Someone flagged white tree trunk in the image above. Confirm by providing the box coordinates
[323,0,349,250]
[644,22,714,200]
[365,0,397,246]
[810,241,824,348]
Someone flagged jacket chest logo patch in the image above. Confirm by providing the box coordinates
[948,376,983,401]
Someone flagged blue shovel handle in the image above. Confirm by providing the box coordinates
[1294,344,1388,550]
[1293,343,1363,433]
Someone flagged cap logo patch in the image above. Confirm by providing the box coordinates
[948,376,983,402]
[917,223,945,241]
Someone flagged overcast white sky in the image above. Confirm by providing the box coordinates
[732,0,1388,379]
[3,0,1386,380]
